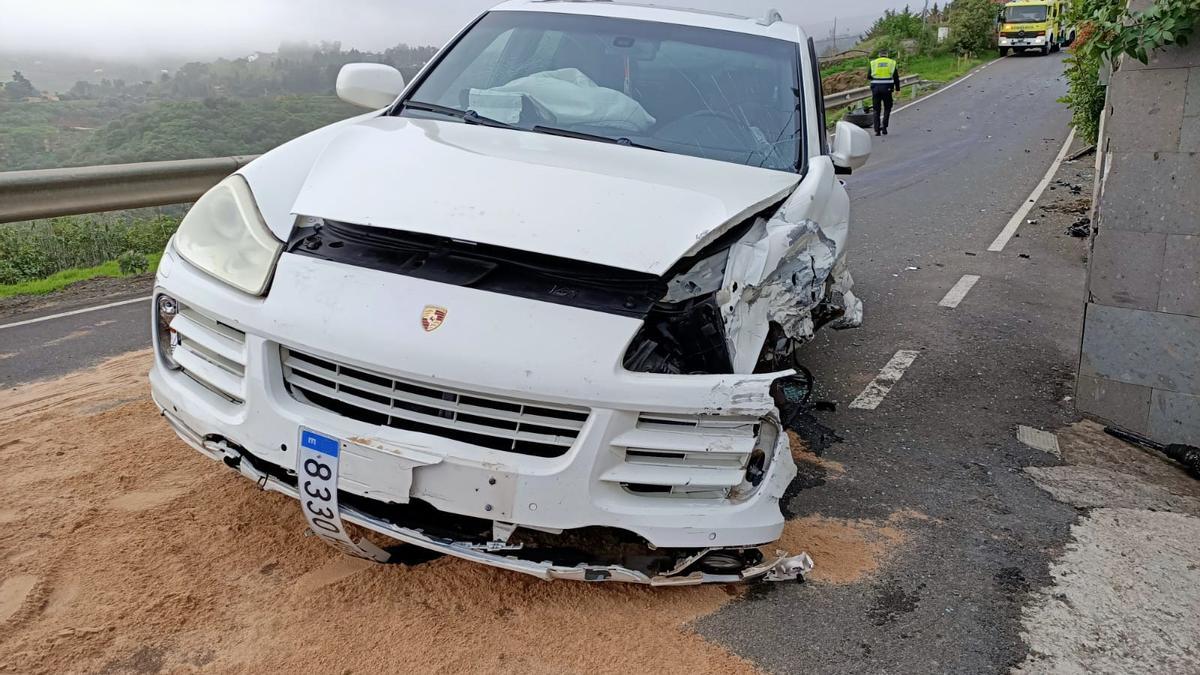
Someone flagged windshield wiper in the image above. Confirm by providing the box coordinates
[530,125,663,152]
[401,100,516,129]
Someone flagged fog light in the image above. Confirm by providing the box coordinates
[157,294,181,370]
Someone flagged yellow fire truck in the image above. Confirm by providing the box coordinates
[997,0,1076,57]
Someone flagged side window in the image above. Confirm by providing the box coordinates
[808,38,829,155]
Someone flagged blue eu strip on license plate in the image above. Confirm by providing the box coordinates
[295,428,391,563]
[301,430,340,458]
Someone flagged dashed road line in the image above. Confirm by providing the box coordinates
[894,56,1007,115]
[850,350,921,411]
[987,128,1077,252]
[939,275,982,308]
[0,296,150,331]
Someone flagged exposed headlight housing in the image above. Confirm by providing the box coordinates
[174,175,282,296]
[156,294,181,370]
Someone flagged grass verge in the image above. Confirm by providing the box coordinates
[0,253,161,299]
[826,51,998,126]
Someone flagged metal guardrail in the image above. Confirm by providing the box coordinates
[0,80,920,225]
[823,74,922,111]
[0,155,258,225]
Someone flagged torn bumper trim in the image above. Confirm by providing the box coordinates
[162,408,811,585]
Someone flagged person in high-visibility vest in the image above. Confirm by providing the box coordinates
[867,50,901,136]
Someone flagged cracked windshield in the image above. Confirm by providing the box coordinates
[402,10,802,171]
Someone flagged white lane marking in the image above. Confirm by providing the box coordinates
[987,128,1077,252]
[939,275,982,308]
[0,296,151,331]
[1017,425,1061,457]
[850,350,921,411]
[894,56,1006,115]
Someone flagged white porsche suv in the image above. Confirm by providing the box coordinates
[150,0,871,585]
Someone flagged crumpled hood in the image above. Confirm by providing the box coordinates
[289,116,800,275]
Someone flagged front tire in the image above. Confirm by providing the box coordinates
[999,47,1009,58]
[1041,43,1052,56]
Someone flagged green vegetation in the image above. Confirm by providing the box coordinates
[1061,24,1107,144]
[1060,0,1199,144]
[0,96,358,170]
[68,96,359,166]
[906,52,993,82]
[824,51,991,83]
[0,212,179,285]
[867,8,940,55]
[0,41,434,171]
[3,70,38,100]
[1072,0,1199,63]
[948,0,1001,56]
[0,253,162,298]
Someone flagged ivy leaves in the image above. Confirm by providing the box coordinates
[1075,0,1200,63]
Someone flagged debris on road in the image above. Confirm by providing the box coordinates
[1066,144,1097,162]
[1105,426,1200,480]
[1067,217,1092,238]
[1017,425,1062,457]
[1053,179,1084,195]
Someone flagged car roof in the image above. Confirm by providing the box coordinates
[489,0,807,44]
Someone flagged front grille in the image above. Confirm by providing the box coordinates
[280,348,589,458]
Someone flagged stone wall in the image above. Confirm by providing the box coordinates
[1076,32,1200,444]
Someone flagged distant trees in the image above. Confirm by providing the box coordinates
[948,0,999,55]
[4,71,38,101]
[56,42,438,103]
[64,96,360,166]
[866,6,938,54]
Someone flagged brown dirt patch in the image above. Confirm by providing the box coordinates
[0,575,40,624]
[0,351,753,674]
[822,70,867,94]
[0,350,921,673]
[1038,198,1091,215]
[769,510,926,585]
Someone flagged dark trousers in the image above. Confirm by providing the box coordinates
[871,85,894,133]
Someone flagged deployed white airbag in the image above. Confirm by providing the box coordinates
[469,68,656,131]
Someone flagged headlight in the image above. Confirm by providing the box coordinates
[174,175,282,296]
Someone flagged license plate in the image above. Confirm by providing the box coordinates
[297,429,391,562]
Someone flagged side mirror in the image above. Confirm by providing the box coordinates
[830,120,872,175]
[336,63,406,109]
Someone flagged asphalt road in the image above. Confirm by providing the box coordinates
[0,51,1083,673]
[0,296,150,387]
[698,52,1084,673]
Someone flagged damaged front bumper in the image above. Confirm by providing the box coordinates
[162,409,812,585]
[150,251,809,584]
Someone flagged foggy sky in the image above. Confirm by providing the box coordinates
[1,0,914,62]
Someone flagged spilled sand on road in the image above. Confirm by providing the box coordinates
[0,350,917,673]
[788,431,847,477]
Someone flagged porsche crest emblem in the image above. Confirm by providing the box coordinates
[421,305,448,332]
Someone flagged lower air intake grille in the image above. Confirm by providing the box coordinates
[169,304,247,403]
[280,347,589,458]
